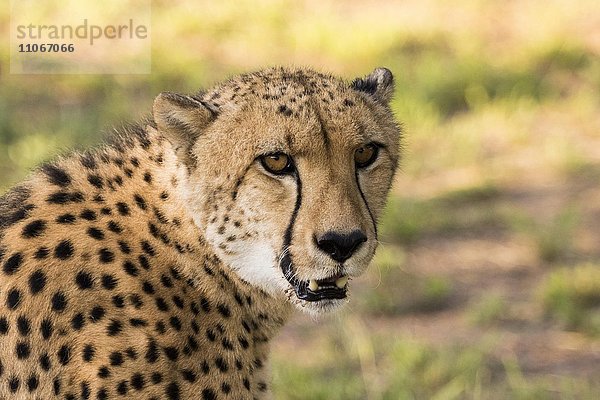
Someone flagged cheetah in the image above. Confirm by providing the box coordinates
[0,67,401,399]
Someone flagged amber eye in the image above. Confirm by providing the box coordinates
[260,153,294,175]
[354,144,379,168]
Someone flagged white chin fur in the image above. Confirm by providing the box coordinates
[218,241,290,296]
[297,298,348,317]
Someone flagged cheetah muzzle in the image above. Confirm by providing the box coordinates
[0,66,400,399]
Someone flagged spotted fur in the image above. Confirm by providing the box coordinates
[0,67,400,399]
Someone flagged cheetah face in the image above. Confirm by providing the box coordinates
[153,68,400,314]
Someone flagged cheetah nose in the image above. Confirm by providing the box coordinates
[315,230,367,263]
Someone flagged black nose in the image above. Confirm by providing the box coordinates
[316,230,367,263]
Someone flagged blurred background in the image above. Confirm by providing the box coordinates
[1,0,600,398]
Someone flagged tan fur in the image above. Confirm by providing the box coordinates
[0,67,400,399]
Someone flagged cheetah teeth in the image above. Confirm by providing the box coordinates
[335,276,348,288]
[308,276,349,291]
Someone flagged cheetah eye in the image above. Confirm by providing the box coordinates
[354,143,379,169]
[259,153,295,175]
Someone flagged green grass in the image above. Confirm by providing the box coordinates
[540,263,600,335]
[272,326,491,400]
[272,323,600,400]
[468,294,510,327]
[355,246,453,316]
[511,207,580,264]
[380,183,509,244]
[535,209,579,263]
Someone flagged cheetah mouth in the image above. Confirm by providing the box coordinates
[295,274,348,301]
[288,274,348,301]
[280,254,348,301]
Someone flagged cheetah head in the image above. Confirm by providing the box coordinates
[153,67,400,315]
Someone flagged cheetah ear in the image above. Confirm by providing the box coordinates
[153,92,216,156]
[350,67,394,104]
